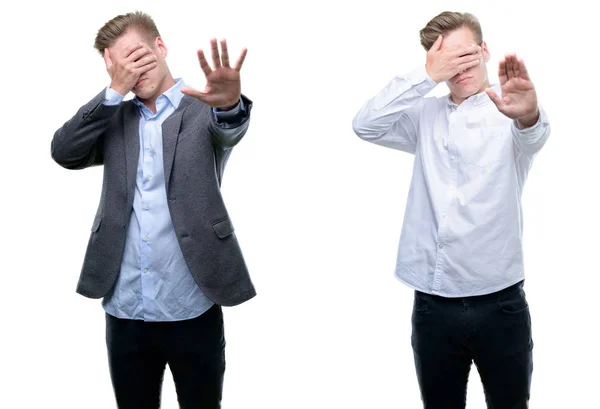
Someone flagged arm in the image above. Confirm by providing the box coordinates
[208,94,253,148]
[50,88,122,170]
[181,38,252,149]
[352,65,436,153]
[485,54,551,157]
[52,42,156,170]
[511,105,550,157]
[353,36,481,153]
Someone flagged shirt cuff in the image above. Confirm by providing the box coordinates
[512,105,550,144]
[408,65,438,96]
[513,106,543,132]
[104,87,125,106]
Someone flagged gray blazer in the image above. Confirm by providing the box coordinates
[51,90,256,306]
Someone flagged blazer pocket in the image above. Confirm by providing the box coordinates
[212,217,234,239]
[91,216,103,232]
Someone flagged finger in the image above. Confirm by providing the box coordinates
[449,43,480,57]
[128,46,153,63]
[498,57,508,83]
[196,49,212,77]
[456,52,481,65]
[513,55,521,78]
[505,53,517,78]
[180,86,210,101]
[233,47,247,72]
[136,61,158,75]
[220,39,230,67]
[430,35,443,52]
[485,88,504,109]
[518,58,531,81]
[456,57,481,72]
[210,38,221,68]
[124,42,145,59]
[132,54,158,68]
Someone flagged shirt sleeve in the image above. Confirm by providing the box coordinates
[511,105,551,157]
[104,87,125,106]
[351,65,437,154]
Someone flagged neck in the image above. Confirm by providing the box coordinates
[138,71,176,113]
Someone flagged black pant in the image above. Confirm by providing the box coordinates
[105,304,226,409]
[411,280,533,409]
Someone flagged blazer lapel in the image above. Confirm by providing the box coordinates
[123,103,140,209]
[162,96,194,193]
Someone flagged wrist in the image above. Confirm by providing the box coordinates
[517,108,539,129]
[109,83,128,97]
[425,65,438,83]
[216,98,240,111]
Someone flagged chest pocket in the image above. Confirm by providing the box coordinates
[460,115,509,169]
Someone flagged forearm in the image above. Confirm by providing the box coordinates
[352,65,436,151]
[512,105,550,156]
[51,89,119,169]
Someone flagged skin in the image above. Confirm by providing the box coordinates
[425,27,539,127]
[103,28,247,113]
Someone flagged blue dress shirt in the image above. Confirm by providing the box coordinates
[100,78,246,321]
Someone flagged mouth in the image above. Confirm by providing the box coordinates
[135,78,146,87]
[456,77,471,85]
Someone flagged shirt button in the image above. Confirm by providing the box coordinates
[438,243,444,249]
[146,175,152,181]
[143,237,149,242]
[143,268,149,273]
[144,205,149,211]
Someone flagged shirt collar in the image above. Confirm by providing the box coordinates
[133,78,186,111]
[446,83,501,108]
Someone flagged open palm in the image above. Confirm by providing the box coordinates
[485,53,538,121]
[181,39,247,109]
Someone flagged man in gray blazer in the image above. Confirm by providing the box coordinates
[51,11,255,409]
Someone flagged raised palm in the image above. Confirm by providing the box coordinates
[485,53,538,121]
[181,39,247,109]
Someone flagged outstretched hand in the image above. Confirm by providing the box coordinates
[181,39,247,110]
[485,53,539,127]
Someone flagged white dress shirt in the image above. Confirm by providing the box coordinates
[352,65,550,297]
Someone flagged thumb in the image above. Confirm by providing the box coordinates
[485,88,503,109]
[181,86,209,101]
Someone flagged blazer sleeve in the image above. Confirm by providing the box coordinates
[51,89,120,170]
[207,94,253,149]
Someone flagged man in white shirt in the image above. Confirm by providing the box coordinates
[352,11,550,409]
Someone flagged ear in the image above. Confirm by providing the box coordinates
[155,36,168,58]
[481,41,490,63]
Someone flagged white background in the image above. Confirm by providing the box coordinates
[2,0,598,408]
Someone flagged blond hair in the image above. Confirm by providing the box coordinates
[93,11,160,56]
[419,11,483,51]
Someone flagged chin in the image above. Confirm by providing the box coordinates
[453,84,479,98]
[134,88,156,100]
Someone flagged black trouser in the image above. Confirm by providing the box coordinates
[411,280,533,409]
[105,304,226,409]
